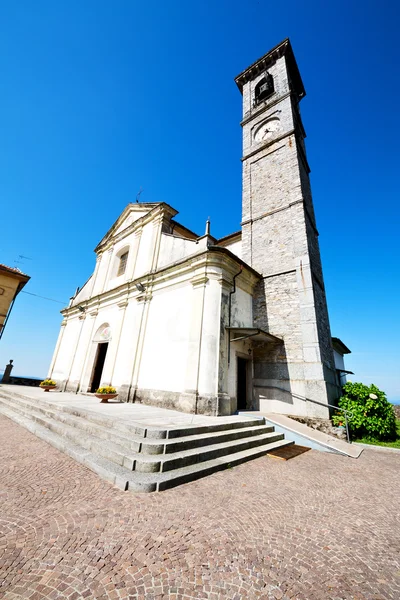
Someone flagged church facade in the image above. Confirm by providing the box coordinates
[49,39,346,418]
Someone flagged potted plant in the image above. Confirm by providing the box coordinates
[39,379,57,392]
[95,386,118,403]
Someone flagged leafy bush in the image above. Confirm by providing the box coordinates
[333,382,397,441]
[96,386,117,395]
[40,379,56,387]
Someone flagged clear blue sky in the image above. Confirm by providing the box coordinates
[0,1,399,402]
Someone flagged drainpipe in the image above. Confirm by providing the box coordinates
[228,265,243,364]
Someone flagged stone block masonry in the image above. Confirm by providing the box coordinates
[236,39,339,416]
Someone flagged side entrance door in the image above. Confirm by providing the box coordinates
[237,357,248,410]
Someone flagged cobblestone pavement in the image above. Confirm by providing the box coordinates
[0,415,399,600]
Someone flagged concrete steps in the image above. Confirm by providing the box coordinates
[0,388,293,492]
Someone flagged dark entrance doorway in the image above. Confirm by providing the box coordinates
[89,343,108,393]
[237,357,248,410]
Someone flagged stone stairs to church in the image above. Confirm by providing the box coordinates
[0,388,293,492]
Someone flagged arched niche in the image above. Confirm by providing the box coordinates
[93,323,112,343]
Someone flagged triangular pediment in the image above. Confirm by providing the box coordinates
[95,202,178,252]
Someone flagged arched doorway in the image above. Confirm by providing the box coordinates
[89,324,111,393]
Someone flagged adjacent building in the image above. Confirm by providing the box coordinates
[0,264,30,340]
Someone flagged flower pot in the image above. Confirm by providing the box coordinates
[95,393,118,403]
[40,385,56,392]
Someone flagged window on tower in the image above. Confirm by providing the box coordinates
[254,73,274,105]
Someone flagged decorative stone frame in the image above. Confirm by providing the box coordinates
[111,245,131,280]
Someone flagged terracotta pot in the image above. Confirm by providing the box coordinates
[40,385,56,392]
[95,393,118,403]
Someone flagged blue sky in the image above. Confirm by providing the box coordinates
[0,1,399,402]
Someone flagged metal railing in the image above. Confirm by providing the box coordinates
[258,385,353,444]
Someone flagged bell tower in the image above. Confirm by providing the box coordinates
[235,39,338,416]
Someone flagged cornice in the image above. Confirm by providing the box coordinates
[235,39,291,90]
[234,38,305,100]
[62,247,261,318]
[240,91,292,127]
[241,130,294,162]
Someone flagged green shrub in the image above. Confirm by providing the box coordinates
[333,382,397,441]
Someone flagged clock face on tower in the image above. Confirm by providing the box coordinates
[254,117,281,143]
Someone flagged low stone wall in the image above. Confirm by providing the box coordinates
[288,415,347,440]
[1,376,42,387]
[393,404,400,419]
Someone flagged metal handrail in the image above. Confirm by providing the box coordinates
[259,385,353,444]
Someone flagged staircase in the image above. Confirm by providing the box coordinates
[0,388,293,492]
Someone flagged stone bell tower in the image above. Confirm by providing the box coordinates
[235,39,339,416]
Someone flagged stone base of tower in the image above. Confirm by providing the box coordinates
[253,361,340,419]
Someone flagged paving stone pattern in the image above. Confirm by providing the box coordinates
[0,415,399,600]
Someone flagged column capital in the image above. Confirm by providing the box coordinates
[191,275,209,289]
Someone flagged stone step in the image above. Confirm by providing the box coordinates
[155,438,293,492]
[0,394,284,473]
[0,395,145,469]
[0,393,143,452]
[0,388,265,440]
[0,392,273,455]
[159,424,275,453]
[0,403,293,493]
[153,431,285,473]
[0,403,158,492]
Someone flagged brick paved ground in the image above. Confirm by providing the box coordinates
[0,415,399,600]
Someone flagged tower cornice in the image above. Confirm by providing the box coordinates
[234,38,305,100]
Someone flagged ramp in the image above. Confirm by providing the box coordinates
[238,412,363,458]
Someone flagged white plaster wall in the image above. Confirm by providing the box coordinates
[91,251,112,297]
[157,234,199,269]
[223,239,242,259]
[138,284,193,392]
[134,222,155,278]
[230,286,253,328]
[72,277,93,305]
[105,233,138,292]
[68,316,96,385]
[111,300,142,388]
[73,214,154,303]
[51,317,81,381]
[113,210,148,236]
[225,284,254,401]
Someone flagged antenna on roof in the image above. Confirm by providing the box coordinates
[136,187,144,203]
[13,254,32,266]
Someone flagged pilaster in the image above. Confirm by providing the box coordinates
[182,271,208,413]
